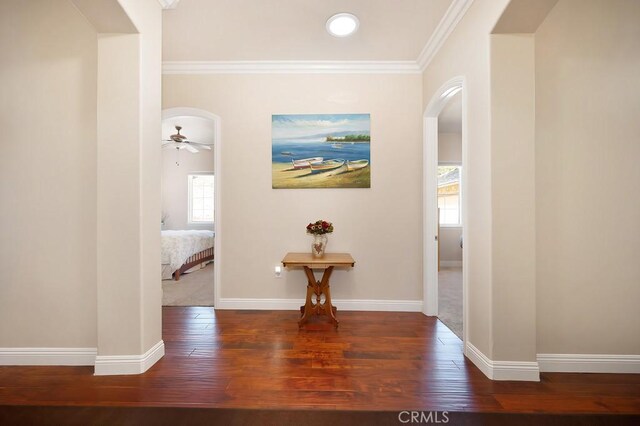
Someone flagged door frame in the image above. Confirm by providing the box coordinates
[423,76,469,346]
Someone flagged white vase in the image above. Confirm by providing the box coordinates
[311,234,328,258]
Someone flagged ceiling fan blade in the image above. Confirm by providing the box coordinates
[162,142,188,150]
[184,145,199,153]
[186,141,212,150]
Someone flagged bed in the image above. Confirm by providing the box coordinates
[161,230,215,281]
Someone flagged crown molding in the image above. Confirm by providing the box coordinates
[158,0,180,10]
[416,0,475,71]
[161,0,472,74]
[162,60,421,75]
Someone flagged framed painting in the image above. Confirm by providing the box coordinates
[272,113,371,189]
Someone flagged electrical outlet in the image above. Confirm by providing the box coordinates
[274,265,282,278]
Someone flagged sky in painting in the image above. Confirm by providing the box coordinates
[272,114,370,141]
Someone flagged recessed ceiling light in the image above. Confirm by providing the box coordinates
[326,13,359,37]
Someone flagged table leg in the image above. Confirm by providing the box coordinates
[298,266,318,327]
[298,266,338,328]
[319,266,339,328]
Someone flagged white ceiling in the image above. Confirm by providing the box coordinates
[162,0,453,61]
[438,90,462,133]
[162,116,215,145]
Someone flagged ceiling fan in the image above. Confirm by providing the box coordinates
[162,125,212,153]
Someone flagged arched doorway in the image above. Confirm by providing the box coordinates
[161,107,222,308]
[423,77,469,348]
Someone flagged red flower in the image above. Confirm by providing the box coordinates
[306,219,334,235]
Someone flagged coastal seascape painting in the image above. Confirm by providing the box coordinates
[272,114,371,189]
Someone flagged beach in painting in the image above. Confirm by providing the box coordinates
[272,114,371,189]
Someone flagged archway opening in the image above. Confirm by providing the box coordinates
[423,77,469,350]
[161,107,222,309]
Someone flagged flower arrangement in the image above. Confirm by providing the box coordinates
[306,219,334,235]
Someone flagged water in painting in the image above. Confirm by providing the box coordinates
[272,113,371,189]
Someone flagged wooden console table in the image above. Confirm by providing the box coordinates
[282,252,355,328]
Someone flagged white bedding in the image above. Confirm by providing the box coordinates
[161,230,214,277]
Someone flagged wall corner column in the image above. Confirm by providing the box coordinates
[489,33,539,380]
[93,0,163,375]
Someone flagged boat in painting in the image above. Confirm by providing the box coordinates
[346,159,369,171]
[309,159,345,172]
[292,157,323,169]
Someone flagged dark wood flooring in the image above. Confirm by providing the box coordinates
[0,307,639,415]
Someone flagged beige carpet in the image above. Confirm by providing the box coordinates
[162,262,214,306]
[438,266,462,338]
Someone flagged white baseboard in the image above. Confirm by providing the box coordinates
[464,342,493,378]
[537,353,640,374]
[94,340,165,376]
[465,342,540,381]
[0,347,97,366]
[440,261,462,267]
[217,298,423,312]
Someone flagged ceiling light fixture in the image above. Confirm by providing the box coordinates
[326,13,359,37]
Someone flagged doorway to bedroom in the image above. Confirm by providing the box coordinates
[161,109,217,307]
[424,77,468,348]
[436,89,463,339]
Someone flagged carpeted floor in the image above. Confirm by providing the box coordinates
[438,266,462,338]
[162,262,214,306]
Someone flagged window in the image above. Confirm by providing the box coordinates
[437,165,461,226]
[188,174,214,223]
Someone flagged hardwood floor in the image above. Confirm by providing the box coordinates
[0,307,639,415]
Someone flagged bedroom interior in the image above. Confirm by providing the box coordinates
[161,111,216,306]
[436,90,463,339]
[0,0,638,423]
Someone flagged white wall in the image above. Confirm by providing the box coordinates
[535,0,640,355]
[426,0,640,372]
[162,147,215,230]
[423,0,512,358]
[440,227,462,263]
[96,29,144,357]
[438,132,462,164]
[0,0,161,371]
[490,33,537,362]
[134,0,163,355]
[163,73,424,302]
[95,0,163,359]
[0,0,97,348]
